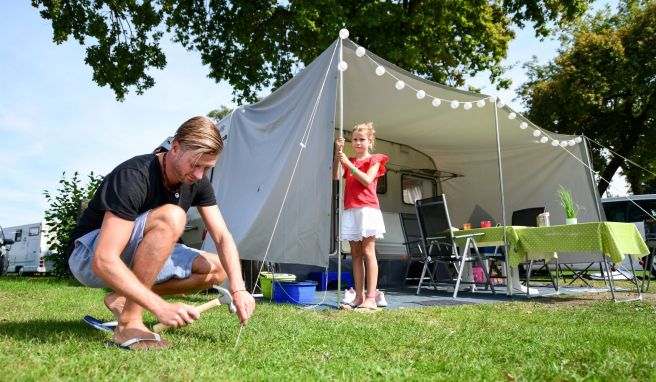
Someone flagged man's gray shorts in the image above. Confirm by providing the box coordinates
[68,211,203,288]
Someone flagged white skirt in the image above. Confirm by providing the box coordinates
[341,207,386,241]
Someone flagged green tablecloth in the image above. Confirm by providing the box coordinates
[454,222,648,267]
[452,226,524,266]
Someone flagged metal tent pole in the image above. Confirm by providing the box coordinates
[582,136,603,220]
[493,99,510,296]
[336,38,345,307]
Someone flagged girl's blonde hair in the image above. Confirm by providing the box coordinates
[352,122,376,153]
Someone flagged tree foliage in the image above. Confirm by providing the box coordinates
[207,105,233,124]
[32,0,592,102]
[518,0,656,196]
[43,171,104,278]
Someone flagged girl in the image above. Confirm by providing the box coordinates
[333,122,388,311]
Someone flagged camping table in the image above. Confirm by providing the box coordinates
[457,222,648,300]
[454,226,546,296]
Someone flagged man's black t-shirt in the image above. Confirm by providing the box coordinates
[70,153,216,243]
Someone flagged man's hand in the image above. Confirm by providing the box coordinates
[232,290,255,326]
[154,301,201,328]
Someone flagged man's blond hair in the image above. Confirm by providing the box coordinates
[174,116,223,156]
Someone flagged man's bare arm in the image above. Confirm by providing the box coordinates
[92,211,198,327]
[198,205,255,325]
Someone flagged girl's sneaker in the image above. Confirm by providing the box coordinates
[375,291,388,307]
[342,287,356,304]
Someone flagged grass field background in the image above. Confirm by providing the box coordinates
[0,276,654,381]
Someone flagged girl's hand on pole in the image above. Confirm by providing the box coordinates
[335,137,345,150]
[337,152,352,167]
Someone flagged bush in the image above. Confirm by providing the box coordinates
[43,172,103,278]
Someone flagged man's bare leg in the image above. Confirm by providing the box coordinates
[112,205,185,350]
[152,253,227,295]
[104,292,125,319]
[104,253,228,327]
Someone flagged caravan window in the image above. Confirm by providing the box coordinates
[402,174,437,205]
[627,201,656,222]
[603,198,656,222]
[376,174,387,194]
[602,201,627,222]
[14,229,22,242]
[29,226,40,236]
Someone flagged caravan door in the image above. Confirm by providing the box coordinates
[8,228,27,270]
[26,225,42,271]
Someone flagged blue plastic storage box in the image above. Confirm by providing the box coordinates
[273,281,317,304]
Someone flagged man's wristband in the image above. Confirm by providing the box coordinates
[231,289,248,296]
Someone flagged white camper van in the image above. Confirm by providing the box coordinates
[3,222,53,275]
[602,194,656,276]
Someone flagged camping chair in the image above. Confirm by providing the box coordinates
[511,207,559,293]
[640,219,656,292]
[414,195,496,298]
[488,207,558,294]
[400,213,444,288]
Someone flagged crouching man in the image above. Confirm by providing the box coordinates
[67,116,255,350]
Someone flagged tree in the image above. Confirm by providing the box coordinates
[31,0,592,102]
[207,105,233,124]
[518,0,656,196]
[43,171,104,278]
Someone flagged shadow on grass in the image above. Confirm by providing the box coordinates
[0,319,102,342]
[0,275,84,287]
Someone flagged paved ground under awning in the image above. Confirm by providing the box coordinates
[257,284,625,311]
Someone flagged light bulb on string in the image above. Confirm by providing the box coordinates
[337,61,348,71]
[375,66,385,76]
[568,140,576,146]
[355,47,365,57]
[476,100,486,108]
[508,112,516,120]
[463,102,472,110]
[432,99,442,107]
[450,100,459,109]
[540,136,549,143]
[489,96,497,103]
[560,141,568,147]
[416,90,426,100]
[551,140,559,146]
[395,80,405,90]
[532,130,541,137]
[519,122,528,129]
[574,137,582,143]
[497,100,506,108]
[339,29,349,39]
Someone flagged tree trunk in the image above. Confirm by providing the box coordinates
[597,154,625,196]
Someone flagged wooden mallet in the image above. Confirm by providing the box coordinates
[153,286,237,333]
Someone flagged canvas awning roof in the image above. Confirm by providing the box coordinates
[204,38,602,267]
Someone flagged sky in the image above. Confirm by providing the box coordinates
[0,1,623,228]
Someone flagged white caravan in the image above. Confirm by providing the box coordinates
[3,222,53,275]
[180,134,444,286]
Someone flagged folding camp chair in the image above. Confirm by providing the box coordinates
[414,195,496,298]
[488,207,559,295]
[511,207,559,294]
[400,213,426,287]
[400,213,449,288]
[641,219,656,292]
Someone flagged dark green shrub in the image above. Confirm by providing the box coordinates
[43,172,103,278]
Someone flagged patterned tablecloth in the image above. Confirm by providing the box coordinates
[454,222,648,267]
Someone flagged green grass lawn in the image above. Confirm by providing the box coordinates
[0,276,654,381]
